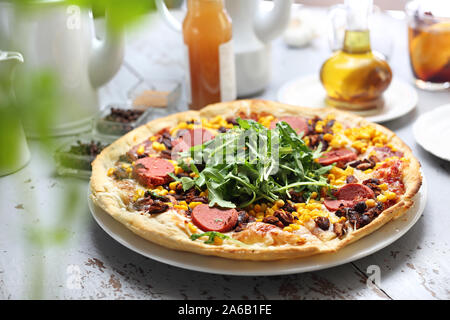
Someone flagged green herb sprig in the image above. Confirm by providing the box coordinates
[190,231,230,244]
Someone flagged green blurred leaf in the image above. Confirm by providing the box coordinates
[71,0,157,31]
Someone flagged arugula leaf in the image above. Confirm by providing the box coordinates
[179,177,195,191]
[190,231,230,244]
[145,190,168,201]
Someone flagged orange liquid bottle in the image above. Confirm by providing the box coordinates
[183,0,236,110]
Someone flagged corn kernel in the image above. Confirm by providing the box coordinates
[294,203,305,209]
[254,204,261,212]
[351,141,367,153]
[169,181,180,190]
[374,143,384,148]
[377,194,387,203]
[315,121,324,133]
[189,202,203,209]
[330,166,345,177]
[303,136,310,146]
[187,222,197,233]
[310,192,318,199]
[378,183,388,191]
[136,145,145,156]
[289,224,300,230]
[330,137,344,149]
[136,189,145,197]
[174,204,188,211]
[323,133,333,142]
[152,141,166,152]
[332,122,343,132]
[275,199,285,207]
[179,122,188,129]
[107,168,115,176]
[213,236,223,245]
[344,166,354,175]
[159,189,169,196]
[283,226,293,232]
[150,136,158,142]
[386,191,397,200]
[365,199,376,207]
[174,166,183,175]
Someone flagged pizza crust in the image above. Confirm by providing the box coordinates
[90,100,422,261]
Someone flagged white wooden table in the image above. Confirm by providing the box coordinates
[1,8,449,300]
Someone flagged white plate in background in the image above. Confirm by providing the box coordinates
[88,175,426,276]
[277,75,418,123]
[413,104,450,161]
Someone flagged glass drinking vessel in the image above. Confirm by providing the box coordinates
[406,0,450,90]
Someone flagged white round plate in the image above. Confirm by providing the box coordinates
[413,104,450,161]
[88,175,426,276]
[277,75,418,123]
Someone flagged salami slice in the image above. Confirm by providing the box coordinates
[318,148,357,166]
[270,116,309,135]
[133,157,174,187]
[172,128,215,153]
[191,204,238,233]
[335,183,375,201]
[324,183,375,211]
[323,199,355,212]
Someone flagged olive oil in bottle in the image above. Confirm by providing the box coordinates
[320,0,392,110]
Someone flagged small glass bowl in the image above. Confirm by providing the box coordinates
[54,134,113,179]
[94,104,151,138]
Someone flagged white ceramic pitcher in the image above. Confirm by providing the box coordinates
[156,0,292,97]
[0,50,30,176]
[0,0,124,136]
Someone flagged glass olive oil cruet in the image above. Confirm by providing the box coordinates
[320,0,392,110]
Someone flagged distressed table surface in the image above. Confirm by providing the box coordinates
[1,7,449,300]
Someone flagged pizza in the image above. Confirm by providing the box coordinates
[90,100,422,261]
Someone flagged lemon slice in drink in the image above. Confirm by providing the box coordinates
[410,22,450,81]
